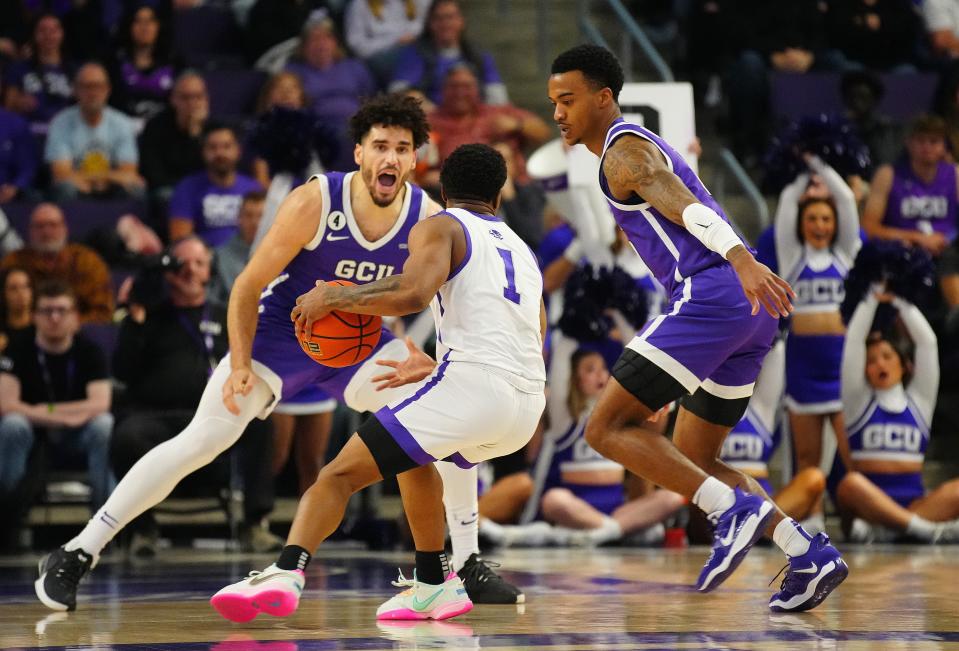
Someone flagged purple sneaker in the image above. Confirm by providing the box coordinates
[769,533,848,612]
[696,487,774,592]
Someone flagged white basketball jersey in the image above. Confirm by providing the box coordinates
[431,207,545,390]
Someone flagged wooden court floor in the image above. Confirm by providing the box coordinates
[1,545,958,650]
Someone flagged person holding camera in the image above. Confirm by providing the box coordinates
[109,236,280,556]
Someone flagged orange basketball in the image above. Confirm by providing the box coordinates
[297,280,382,368]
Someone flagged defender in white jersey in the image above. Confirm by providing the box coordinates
[211,144,546,623]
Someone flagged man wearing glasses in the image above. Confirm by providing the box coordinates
[0,280,112,550]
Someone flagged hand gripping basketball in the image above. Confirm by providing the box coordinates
[294,280,382,368]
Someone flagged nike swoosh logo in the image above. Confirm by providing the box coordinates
[694,222,711,229]
[459,517,478,526]
[327,234,350,241]
[249,572,287,586]
[794,562,819,574]
[411,588,444,611]
[719,515,737,547]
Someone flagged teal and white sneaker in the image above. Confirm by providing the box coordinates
[376,570,473,621]
[210,564,304,622]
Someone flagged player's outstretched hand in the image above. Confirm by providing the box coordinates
[728,247,794,318]
[371,337,437,391]
[222,367,257,415]
[291,281,334,340]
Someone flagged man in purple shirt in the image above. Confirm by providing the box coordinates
[168,123,262,247]
[0,107,38,203]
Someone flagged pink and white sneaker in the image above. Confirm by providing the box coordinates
[376,570,473,621]
[210,564,304,622]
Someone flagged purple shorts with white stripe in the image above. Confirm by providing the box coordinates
[625,264,778,400]
[367,358,545,475]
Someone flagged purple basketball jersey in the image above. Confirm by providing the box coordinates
[598,118,745,296]
[252,172,428,401]
[883,159,958,242]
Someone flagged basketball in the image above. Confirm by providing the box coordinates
[296,280,382,368]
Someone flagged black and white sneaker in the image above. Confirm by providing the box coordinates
[459,553,524,604]
[35,547,94,611]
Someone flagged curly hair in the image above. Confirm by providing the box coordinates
[349,93,430,148]
[440,143,506,205]
[551,44,624,102]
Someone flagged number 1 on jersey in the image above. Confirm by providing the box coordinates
[496,248,521,304]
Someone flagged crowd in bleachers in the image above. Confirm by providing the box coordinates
[2,0,959,555]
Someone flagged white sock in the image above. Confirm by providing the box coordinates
[692,476,735,516]
[773,518,813,558]
[62,360,270,557]
[435,462,480,571]
[588,516,623,545]
[905,514,937,541]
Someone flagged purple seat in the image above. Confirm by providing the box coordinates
[80,322,119,363]
[203,70,267,119]
[173,6,245,69]
[3,199,146,242]
[770,72,938,125]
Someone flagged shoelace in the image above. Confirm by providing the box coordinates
[55,556,89,587]
[460,557,501,584]
[768,563,789,589]
[391,569,416,589]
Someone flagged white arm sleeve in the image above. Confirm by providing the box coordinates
[774,172,808,279]
[749,338,785,432]
[807,155,861,262]
[893,297,939,423]
[842,294,879,420]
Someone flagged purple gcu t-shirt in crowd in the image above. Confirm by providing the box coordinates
[5,60,76,132]
[883,159,959,243]
[169,172,262,247]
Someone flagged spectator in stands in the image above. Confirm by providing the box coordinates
[2,14,76,134]
[245,0,327,62]
[251,71,309,187]
[0,281,113,517]
[775,154,860,524]
[168,123,262,246]
[110,4,177,126]
[389,0,508,106]
[426,65,550,185]
[837,289,959,543]
[110,236,279,555]
[723,0,846,163]
[0,203,114,323]
[209,191,264,306]
[344,0,431,84]
[923,0,959,59]
[863,115,958,258]
[493,141,545,248]
[0,268,33,353]
[45,63,145,200]
[139,71,208,202]
[842,71,903,170]
[284,15,376,172]
[827,0,920,72]
[0,106,38,203]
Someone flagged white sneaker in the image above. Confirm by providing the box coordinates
[376,570,473,621]
[210,564,304,622]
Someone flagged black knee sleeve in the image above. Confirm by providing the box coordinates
[681,388,750,428]
[611,348,689,411]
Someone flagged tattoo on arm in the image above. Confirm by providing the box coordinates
[602,135,698,223]
[330,277,403,310]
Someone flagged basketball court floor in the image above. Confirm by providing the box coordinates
[1,545,957,650]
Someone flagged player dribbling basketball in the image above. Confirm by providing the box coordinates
[211,143,547,623]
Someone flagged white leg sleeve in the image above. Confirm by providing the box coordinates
[435,462,479,571]
[66,358,274,557]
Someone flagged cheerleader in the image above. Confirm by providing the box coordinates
[775,154,860,507]
[837,291,959,542]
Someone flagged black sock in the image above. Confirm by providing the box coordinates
[276,545,311,571]
[415,550,450,585]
